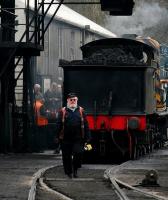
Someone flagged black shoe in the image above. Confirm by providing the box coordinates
[53,149,60,154]
[66,173,72,178]
[73,170,78,178]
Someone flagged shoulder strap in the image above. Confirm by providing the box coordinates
[79,106,84,118]
[79,106,85,138]
[60,106,85,139]
[62,106,83,121]
[61,107,66,123]
[59,107,66,140]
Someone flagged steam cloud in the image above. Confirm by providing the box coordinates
[106,0,168,37]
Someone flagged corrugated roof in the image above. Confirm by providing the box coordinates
[18,0,117,38]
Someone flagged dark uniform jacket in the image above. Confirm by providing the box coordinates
[55,106,90,143]
[44,89,60,111]
[44,90,61,122]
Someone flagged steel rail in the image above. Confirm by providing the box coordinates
[110,177,130,200]
[28,165,57,200]
[28,163,72,200]
[105,163,168,200]
[39,177,73,200]
[36,164,126,200]
[115,178,168,200]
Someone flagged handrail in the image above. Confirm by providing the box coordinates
[0,1,43,77]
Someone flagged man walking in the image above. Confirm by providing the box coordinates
[55,93,90,178]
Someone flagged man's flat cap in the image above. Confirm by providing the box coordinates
[67,93,77,99]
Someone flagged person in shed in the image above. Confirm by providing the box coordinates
[33,84,48,152]
[44,82,60,112]
[34,84,44,102]
[44,82,61,152]
[55,93,91,178]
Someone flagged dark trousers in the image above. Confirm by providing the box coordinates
[46,123,57,149]
[61,141,83,175]
[33,125,46,152]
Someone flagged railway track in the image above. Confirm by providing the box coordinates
[105,147,168,200]
[35,164,120,200]
[108,176,167,200]
[33,163,168,200]
[28,146,168,200]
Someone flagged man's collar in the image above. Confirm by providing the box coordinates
[67,105,78,112]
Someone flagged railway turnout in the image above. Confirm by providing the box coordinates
[1,146,168,200]
[35,146,168,200]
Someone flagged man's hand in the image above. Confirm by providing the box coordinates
[84,143,92,151]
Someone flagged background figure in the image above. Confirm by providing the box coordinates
[34,84,44,102]
[33,84,47,152]
[44,82,60,111]
[44,82,61,152]
[55,93,90,178]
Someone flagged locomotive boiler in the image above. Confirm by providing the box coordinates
[59,38,168,160]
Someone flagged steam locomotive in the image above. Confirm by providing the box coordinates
[59,37,168,160]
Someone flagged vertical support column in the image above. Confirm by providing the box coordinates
[0,54,14,152]
[82,28,86,46]
[1,0,15,41]
[28,57,37,152]
[0,74,6,152]
[41,0,45,47]
[26,0,30,42]
[34,0,38,44]
[22,56,36,152]
[22,56,29,151]
[0,0,15,152]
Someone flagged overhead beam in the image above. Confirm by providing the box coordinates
[43,2,99,4]
[43,0,135,15]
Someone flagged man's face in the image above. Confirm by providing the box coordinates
[34,87,40,94]
[67,97,78,108]
[51,84,57,92]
